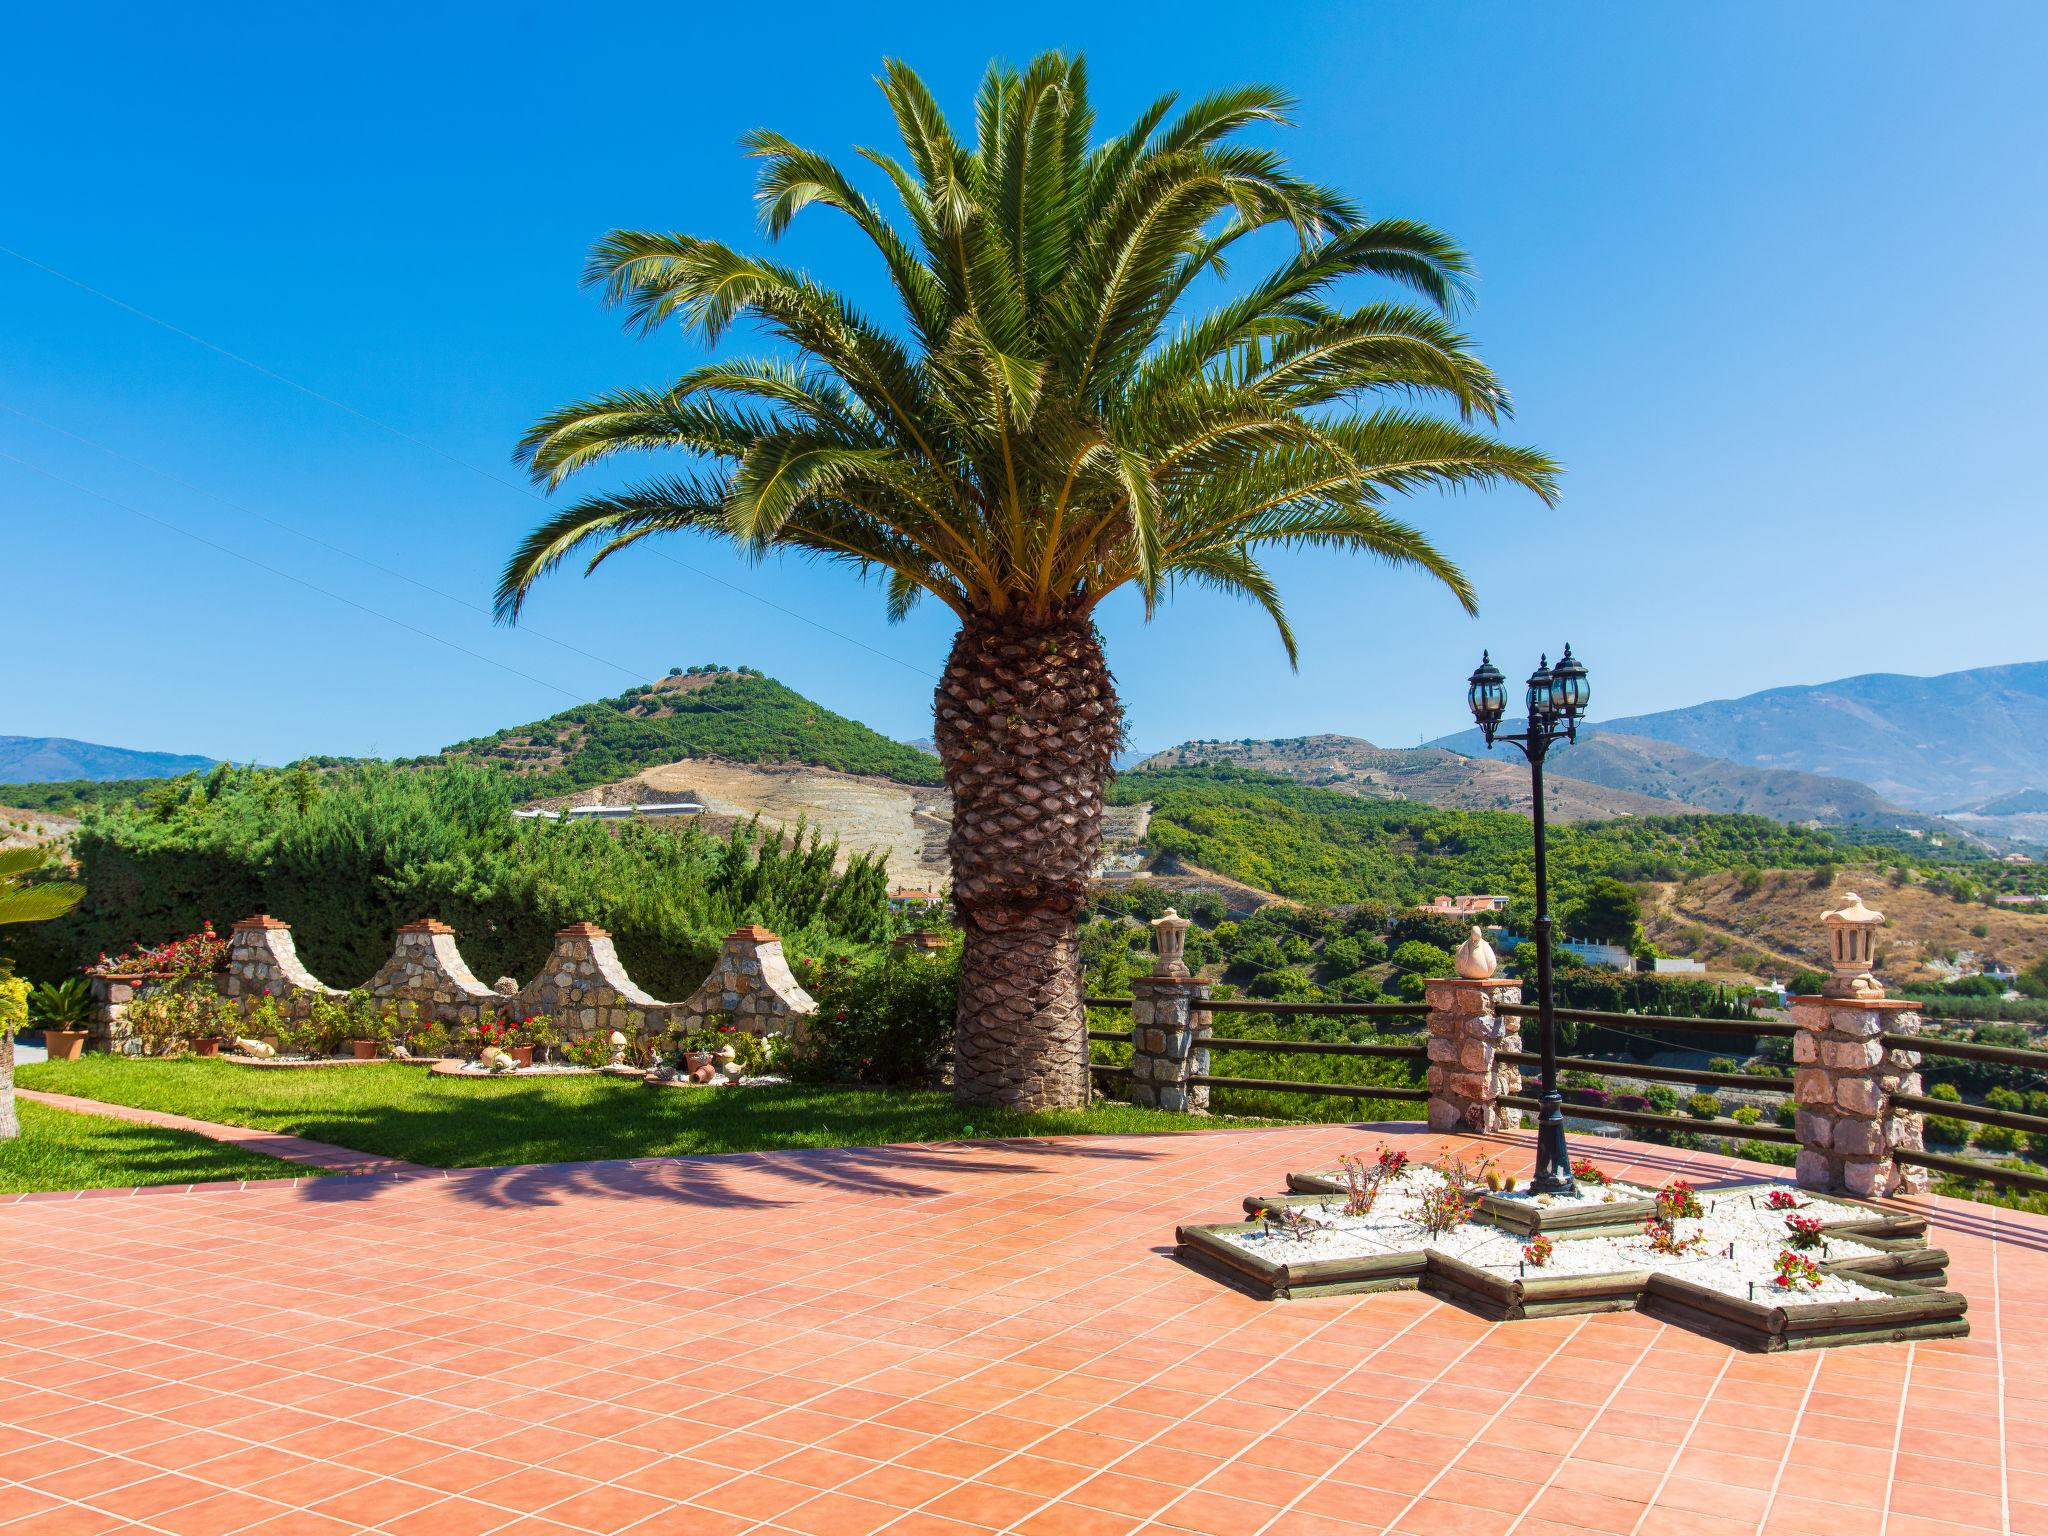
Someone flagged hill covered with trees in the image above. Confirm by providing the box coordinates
[432,667,943,797]
[1115,764,1888,909]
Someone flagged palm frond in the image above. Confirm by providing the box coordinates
[507,50,1558,647]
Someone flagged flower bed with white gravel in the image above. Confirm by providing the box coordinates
[1179,1147,1966,1348]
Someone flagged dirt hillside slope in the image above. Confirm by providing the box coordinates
[1643,868,2048,985]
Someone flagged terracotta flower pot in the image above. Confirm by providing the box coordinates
[188,1036,222,1058]
[508,1045,534,1068]
[42,1029,88,1061]
[351,1040,380,1060]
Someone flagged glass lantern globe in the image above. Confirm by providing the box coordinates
[1549,645,1590,720]
[1467,652,1507,738]
[1525,655,1555,723]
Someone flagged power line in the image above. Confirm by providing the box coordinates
[0,448,591,708]
[0,241,939,682]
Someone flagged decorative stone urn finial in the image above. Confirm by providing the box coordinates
[1821,893,1886,1000]
[1150,908,1192,977]
[1455,926,1498,981]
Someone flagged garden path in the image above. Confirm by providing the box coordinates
[9,1088,426,1177]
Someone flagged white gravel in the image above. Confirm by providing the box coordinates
[1232,1176,1887,1306]
[1488,1180,1656,1212]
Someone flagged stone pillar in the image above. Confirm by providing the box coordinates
[1423,979,1523,1133]
[362,919,501,1024]
[512,922,667,1037]
[86,974,142,1053]
[223,915,345,1013]
[1127,973,1212,1113]
[1792,997,1927,1196]
[676,925,818,1040]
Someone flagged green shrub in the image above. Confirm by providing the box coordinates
[26,978,92,1029]
[17,761,890,996]
[1730,1105,1762,1126]
[1684,1092,1721,1120]
[1924,1081,1971,1146]
[793,945,960,1087]
[1976,1124,2021,1153]
[1389,941,1455,978]
[1646,1085,1681,1115]
[1707,1056,1738,1075]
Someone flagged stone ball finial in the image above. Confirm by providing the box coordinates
[1455,927,1498,980]
[1150,907,1192,977]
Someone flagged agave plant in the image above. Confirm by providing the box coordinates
[500,53,1559,1108]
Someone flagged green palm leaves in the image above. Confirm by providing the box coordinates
[0,848,82,928]
[501,52,1560,657]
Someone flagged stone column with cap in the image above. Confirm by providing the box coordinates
[361,919,501,1024]
[1126,908,1213,1113]
[223,915,346,1017]
[512,922,669,1038]
[1791,893,1928,1196]
[675,925,818,1040]
[1423,927,1523,1133]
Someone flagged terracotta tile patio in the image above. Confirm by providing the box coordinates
[2,1122,2042,1535]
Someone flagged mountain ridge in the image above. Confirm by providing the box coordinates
[1590,660,2048,813]
[0,735,218,785]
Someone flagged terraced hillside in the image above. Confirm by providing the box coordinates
[1135,734,1686,821]
[436,669,944,798]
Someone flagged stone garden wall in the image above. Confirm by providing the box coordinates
[197,914,813,1042]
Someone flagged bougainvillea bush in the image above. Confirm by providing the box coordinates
[86,922,228,983]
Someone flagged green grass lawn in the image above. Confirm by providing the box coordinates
[0,1099,322,1194]
[15,1057,1286,1171]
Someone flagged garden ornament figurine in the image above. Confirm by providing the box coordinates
[1150,908,1192,977]
[1455,927,1498,981]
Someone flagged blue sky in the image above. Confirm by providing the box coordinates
[6,2,2044,767]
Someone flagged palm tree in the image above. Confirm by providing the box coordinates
[500,54,1560,1110]
[1,848,83,1139]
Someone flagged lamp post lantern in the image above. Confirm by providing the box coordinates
[1465,644,1591,1194]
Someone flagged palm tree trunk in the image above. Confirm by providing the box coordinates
[936,612,1123,1111]
[1,1029,17,1141]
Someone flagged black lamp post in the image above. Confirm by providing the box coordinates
[1466,644,1591,1195]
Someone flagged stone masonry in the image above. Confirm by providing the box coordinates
[207,913,753,1046]
[1422,978,1523,1134]
[360,920,502,1025]
[222,916,347,1008]
[1792,997,1929,1196]
[1125,972,1212,1112]
[513,923,672,1035]
[673,925,818,1040]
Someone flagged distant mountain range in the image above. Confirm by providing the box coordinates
[1589,661,2048,814]
[0,736,217,785]
[1424,725,1922,829]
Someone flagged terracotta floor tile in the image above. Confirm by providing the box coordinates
[0,1126,2035,1536]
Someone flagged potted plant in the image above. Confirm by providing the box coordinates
[29,977,93,1060]
[345,990,389,1060]
[473,1013,532,1068]
[182,990,230,1057]
[519,1012,557,1066]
